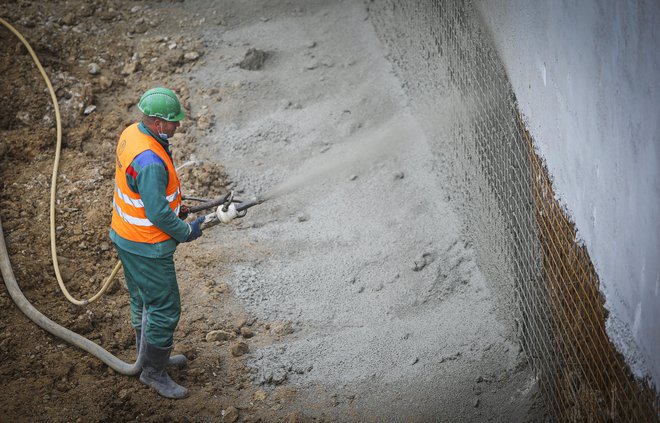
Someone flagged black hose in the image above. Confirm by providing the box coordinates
[235,198,265,212]
[188,192,232,213]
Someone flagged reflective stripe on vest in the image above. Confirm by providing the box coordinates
[114,183,181,209]
[111,123,182,244]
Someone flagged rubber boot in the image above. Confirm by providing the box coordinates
[139,342,189,399]
[136,328,187,368]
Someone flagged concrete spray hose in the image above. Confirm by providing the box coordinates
[0,16,143,375]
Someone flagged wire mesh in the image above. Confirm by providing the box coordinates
[368,0,660,420]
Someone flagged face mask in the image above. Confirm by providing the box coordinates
[156,123,169,140]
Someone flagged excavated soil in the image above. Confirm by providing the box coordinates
[0,1,298,422]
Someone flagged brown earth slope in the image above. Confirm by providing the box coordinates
[0,1,308,422]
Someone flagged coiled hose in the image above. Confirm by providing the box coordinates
[1,16,121,306]
[0,16,142,375]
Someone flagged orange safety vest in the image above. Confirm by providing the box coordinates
[111,123,182,243]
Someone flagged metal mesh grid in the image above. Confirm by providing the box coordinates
[520,117,659,420]
[368,0,660,420]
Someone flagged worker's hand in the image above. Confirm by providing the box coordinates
[179,204,190,220]
[217,203,246,224]
[185,216,205,242]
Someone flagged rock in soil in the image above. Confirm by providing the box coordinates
[231,341,249,357]
[222,406,239,422]
[206,330,234,342]
[239,48,267,70]
[87,63,101,75]
[240,327,254,338]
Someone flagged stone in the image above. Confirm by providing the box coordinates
[222,406,239,423]
[16,111,31,126]
[273,322,294,336]
[164,50,184,66]
[132,18,148,33]
[184,51,201,62]
[394,171,405,179]
[297,213,309,222]
[412,252,434,271]
[206,330,233,342]
[196,112,214,131]
[98,11,119,21]
[233,316,248,332]
[121,61,139,75]
[253,389,267,401]
[239,48,267,70]
[87,63,101,75]
[62,13,77,26]
[98,76,113,90]
[230,341,249,357]
[83,105,96,115]
[79,4,94,18]
[240,327,254,338]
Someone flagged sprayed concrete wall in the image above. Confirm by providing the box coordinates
[368,0,659,419]
[474,0,660,391]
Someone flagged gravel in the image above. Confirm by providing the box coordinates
[188,0,542,420]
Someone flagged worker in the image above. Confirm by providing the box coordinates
[110,87,241,399]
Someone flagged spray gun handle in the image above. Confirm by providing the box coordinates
[200,211,221,230]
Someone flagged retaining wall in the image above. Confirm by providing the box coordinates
[367,0,659,420]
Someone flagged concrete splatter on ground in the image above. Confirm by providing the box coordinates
[191,0,545,421]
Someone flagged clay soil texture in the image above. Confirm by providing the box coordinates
[1,1,299,422]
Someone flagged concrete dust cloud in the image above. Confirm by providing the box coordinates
[262,115,421,201]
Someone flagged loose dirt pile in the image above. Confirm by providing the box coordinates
[0,1,306,422]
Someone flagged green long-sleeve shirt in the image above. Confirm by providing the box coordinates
[110,123,190,258]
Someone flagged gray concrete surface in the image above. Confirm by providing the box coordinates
[185,1,545,420]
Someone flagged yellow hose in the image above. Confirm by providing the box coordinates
[0,16,121,305]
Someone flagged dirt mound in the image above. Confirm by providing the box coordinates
[0,1,303,422]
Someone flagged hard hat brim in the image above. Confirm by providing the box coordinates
[138,107,185,122]
[168,108,185,122]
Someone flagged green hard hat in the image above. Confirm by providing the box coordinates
[138,87,185,121]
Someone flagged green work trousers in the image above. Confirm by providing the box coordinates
[114,244,181,347]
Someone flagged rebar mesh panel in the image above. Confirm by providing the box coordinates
[368,0,659,420]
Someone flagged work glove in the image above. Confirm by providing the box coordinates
[217,203,247,224]
[185,216,205,242]
[179,204,190,220]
